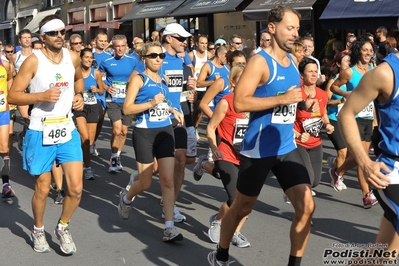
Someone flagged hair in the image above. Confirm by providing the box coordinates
[95,31,107,39]
[227,50,246,66]
[207,41,214,48]
[268,5,301,25]
[291,40,305,54]
[386,37,397,48]
[111,34,127,43]
[70,34,82,43]
[349,35,377,66]
[301,36,314,44]
[18,29,32,39]
[215,45,227,57]
[364,32,374,42]
[135,43,145,58]
[140,42,162,57]
[376,26,388,36]
[330,51,350,77]
[79,48,93,58]
[332,40,345,52]
[39,14,62,32]
[346,35,356,44]
[4,44,14,50]
[31,39,43,48]
[196,35,208,43]
[298,57,318,74]
[229,64,245,89]
[229,34,242,43]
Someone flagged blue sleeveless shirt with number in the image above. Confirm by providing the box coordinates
[135,74,172,129]
[83,67,98,105]
[206,61,230,83]
[241,50,300,158]
[348,65,374,119]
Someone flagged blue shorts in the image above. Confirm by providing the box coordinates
[0,110,10,126]
[22,128,83,176]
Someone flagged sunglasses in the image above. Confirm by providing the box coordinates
[208,47,215,51]
[170,35,186,43]
[234,42,242,45]
[5,50,13,53]
[72,42,83,45]
[45,29,66,37]
[143,53,166,59]
[262,39,271,42]
[215,43,226,47]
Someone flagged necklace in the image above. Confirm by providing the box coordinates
[356,63,368,71]
[42,49,63,65]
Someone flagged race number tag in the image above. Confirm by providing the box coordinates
[233,119,249,144]
[271,104,297,124]
[357,102,374,118]
[83,92,97,105]
[0,91,6,112]
[112,81,127,98]
[302,117,324,137]
[165,70,183,93]
[337,103,344,114]
[149,102,169,122]
[42,116,72,145]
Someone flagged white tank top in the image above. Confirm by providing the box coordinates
[29,48,76,131]
[14,51,31,73]
[193,50,208,91]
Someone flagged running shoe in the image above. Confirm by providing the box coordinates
[1,183,15,198]
[207,250,234,266]
[161,205,186,223]
[231,232,251,248]
[116,157,123,171]
[283,193,291,204]
[84,168,95,180]
[208,214,221,243]
[311,190,316,196]
[90,143,100,156]
[50,181,57,190]
[118,189,132,220]
[126,170,138,190]
[54,226,76,255]
[193,154,207,181]
[363,191,378,209]
[163,226,183,242]
[329,168,343,192]
[108,157,118,173]
[341,178,347,189]
[327,156,336,168]
[30,229,50,253]
[54,189,65,205]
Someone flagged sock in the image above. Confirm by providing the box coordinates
[0,153,10,184]
[216,245,229,262]
[112,153,118,158]
[117,151,121,157]
[288,255,302,266]
[33,225,44,232]
[57,219,69,230]
[86,167,91,170]
[123,194,132,205]
[165,220,174,228]
[200,160,207,168]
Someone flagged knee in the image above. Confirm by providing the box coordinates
[68,184,83,199]
[139,177,152,191]
[35,182,51,199]
[175,152,186,168]
[294,195,315,217]
[112,127,122,136]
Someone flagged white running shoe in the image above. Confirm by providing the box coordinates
[161,205,186,223]
[126,170,138,190]
[163,226,183,242]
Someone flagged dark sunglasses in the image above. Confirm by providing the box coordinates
[143,53,166,59]
[5,50,13,53]
[208,47,215,51]
[234,42,242,45]
[215,43,226,47]
[45,29,66,37]
[170,35,186,43]
[72,42,83,45]
[262,39,271,42]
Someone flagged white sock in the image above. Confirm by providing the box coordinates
[165,221,174,228]
[112,153,118,158]
[123,194,132,205]
[117,151,121,157]
[33,225,44,232]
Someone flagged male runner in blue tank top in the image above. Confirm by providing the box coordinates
[339,52,399,264]
[208,6,319,266]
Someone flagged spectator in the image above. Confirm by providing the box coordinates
[375,26,388,61]
[385,36,398,54]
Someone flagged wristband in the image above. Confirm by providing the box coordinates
[75,91,83,97]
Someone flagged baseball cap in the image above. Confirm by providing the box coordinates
[215,39,227,45]
[163,23,191,38]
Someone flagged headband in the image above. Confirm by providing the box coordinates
[40,19,65,34]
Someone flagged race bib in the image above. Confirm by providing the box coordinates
[337,103,344,114]
[149,102,169,122]
[42,116,72,145]
[165,70,183,93]
[0,91,6,112]
[271,104,297,124]
[357,102,374,118]
[302,117,324,137]
[83,91,97,105]
[112,81,127,98]
[233,118,249,144]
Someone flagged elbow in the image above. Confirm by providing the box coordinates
[233,99,245,113]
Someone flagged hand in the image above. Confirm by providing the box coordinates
[107,85,116,95]
[299,132,310,143]
[173,109,184,127]
[43,87,61,103]
[326,123,334,134]
[340,97,346,104]
[360,160,391,189]
[90,85,98,93]
[150,93,165,107]
[72,93,84,111]
[186,90,196,103]
[215,74,220,80]
[212,149,224,161]
[187,76,196,91]
[284,86,303,104]
[320,74,326,83]
[303,98,320,113]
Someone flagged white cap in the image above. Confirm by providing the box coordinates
[163,23,191,38]
[215,38,227,45]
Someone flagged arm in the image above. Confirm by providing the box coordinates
[188,51,194,63]
[331,68,351,98]
[338,64,391,188]
[199,77,224,118]
[234,54,303,113]
[197,63,214,88]
[71,51,84,111]
[3,60,13,90]
[206,99,228,160]
[326,78,345,106]
[94,69,105,95]
[322,112,334,134]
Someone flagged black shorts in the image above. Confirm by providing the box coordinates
[106,102,134,126]
[374,185,399,233]
[327,120,347,150]
[132,125,175,164]
[237,149,310,197]
[215,160,239,207]
[356,118,373,142]
[172,119,187,150]
[73,104,100,123]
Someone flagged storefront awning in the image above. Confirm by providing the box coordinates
[23,8,60,33]
[243,0,317,21]
[320,0,399,29]
[170,0,248,17]
[0,21,13,30]
[120,0,185,22]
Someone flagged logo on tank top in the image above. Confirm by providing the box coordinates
[277,76,286,81]
[49,73,69,89]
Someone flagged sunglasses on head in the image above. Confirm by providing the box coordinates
[143,53,166,59]
[45,29,66,37]
[170,35,187,43]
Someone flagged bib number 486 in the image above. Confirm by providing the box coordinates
[48,128,67,139]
